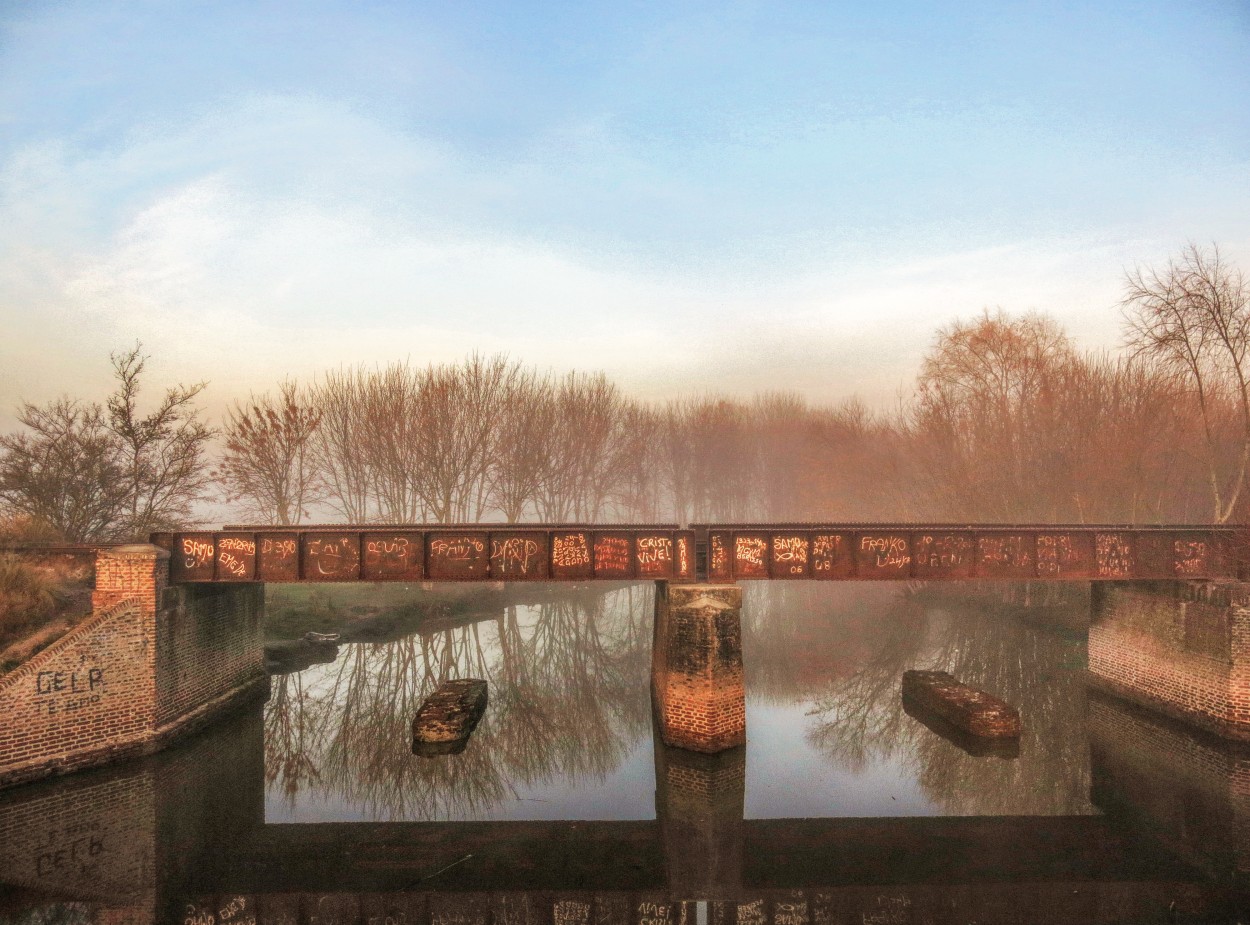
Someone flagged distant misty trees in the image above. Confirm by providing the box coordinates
[3,242,1249,539]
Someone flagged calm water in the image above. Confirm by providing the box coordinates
[1,581,1247,923]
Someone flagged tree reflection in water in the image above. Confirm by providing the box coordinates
[264,580,1096,822]
[263,584,653,819]
[751,581,1096,817]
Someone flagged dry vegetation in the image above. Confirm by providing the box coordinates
[0,518,95,673]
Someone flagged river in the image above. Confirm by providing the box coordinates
[0,581,1245,923]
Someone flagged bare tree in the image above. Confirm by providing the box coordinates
[912,309,1076,520]
[0,345,214,540]
[487,369,555,522]
[533,372,634,522]
[218,379,323,525]
[106,344,217,536]
[0,399,127,541]
[1122,243,1250,522]
[310,368,376,522]
[357,362,426,522]
[656,396,757,523]
[411,355,520,522]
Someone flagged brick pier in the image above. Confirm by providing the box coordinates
[651,583,746,753]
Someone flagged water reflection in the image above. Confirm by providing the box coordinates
[263,582,1098,823]
[0,580,1247,923]
[264,585,653,821]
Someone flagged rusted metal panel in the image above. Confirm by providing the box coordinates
[1036,532,1093,579]
[1095,532,1134,579]
[975,533,1034,579]
[912,532,975,580]
[162,523,1245,583]
[592,532,634,579]
[426,532,489,580]
[302,533,362,582]
[258,533,299,582]
[708,533,733,581]
[171,533,216,582]
[770,533,810,579]
[675,531,695,581]
[856,533,913,578]
[635,533,675,579]
[731,533,769,579]
[362,532,423,581]
[216,533,257,581]
[1128,532,1170,578]
[551,530,593,580]
[1205,531,1243,580]
[811,532,854,579]
[1226,530,1250,579]
[489,532,549,580]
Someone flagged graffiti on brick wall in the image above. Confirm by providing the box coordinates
[30,819,106,878]
[183,895,257,925]
[34,667,105,715]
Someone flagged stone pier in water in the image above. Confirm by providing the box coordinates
[651,583,746,753]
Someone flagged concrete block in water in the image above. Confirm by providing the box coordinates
[412,678,488,756]
[901,670,1021,739]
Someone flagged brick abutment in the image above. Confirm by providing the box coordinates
[1087,580,1250,742]
[0,544,267,790]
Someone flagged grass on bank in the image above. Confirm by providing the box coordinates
[0,554,93,675]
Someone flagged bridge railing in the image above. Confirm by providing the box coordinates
[151,523,1247,583]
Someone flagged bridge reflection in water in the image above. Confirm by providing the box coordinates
[1,583,1248,923]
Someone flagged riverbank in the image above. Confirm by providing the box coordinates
[0,548,96,675]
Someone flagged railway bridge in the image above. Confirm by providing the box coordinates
[2,522,1248,787]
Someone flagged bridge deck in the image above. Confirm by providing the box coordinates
[152,523,1246,583]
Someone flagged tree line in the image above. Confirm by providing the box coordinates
[2,242,1247,542]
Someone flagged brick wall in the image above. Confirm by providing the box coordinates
[0,545,267,790]
[1088,692,1250,884]
[654,735,745,894]
[0,769,157,902]
[1087,581,1250,741]
[0,596,157,788]
[156,583,265,730]
[651,583,745,753]
[0,700,266,925]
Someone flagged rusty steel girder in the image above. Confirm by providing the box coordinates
[151,523,1246,584]
[153,526,696,584]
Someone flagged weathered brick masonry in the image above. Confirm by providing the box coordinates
[0,702,265,925]
[1089,692,1250,885]
[654,733,746,895]
[0,544,267,789]
[651,583,745,753]
[1088,580,1250,742]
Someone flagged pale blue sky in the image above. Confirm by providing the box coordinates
[2,1,1248,425]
